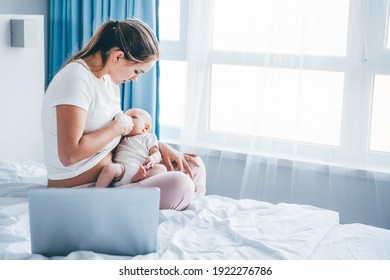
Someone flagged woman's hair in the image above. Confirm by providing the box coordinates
[65,18,160,67]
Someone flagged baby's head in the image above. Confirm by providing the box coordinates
[124,108,153,136]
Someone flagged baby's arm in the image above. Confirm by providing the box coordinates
[95,163,125,188]
[143,146,162,169]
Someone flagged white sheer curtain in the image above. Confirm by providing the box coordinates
[173,0,390,229]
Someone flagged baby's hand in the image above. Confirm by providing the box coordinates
[143,156,157,169]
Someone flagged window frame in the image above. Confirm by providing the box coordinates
[159,0,188,60]
[159,0,390,173]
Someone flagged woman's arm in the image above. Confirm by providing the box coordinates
[158,142,199,180]
[56,105,128,166]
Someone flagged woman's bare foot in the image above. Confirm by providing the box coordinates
[131,165,147,183]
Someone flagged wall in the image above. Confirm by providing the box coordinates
[0,0,48,163]
[0,0,49,85]
[0,0,48,14]
[0,14,45,163]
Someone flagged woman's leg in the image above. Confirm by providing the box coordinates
[74,156,206,210]
[184,156,206,196]
[117,171,194,211]
[170,156,206,196]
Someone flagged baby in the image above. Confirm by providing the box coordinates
[95,108,167,187]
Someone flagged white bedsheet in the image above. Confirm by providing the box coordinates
[1,160,390,260]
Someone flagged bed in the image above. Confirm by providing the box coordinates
[1,159,390,260]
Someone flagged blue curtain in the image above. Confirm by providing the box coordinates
[49,0,160,137]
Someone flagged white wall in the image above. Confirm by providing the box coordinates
[0,14,45,163]
[0,0,49,85]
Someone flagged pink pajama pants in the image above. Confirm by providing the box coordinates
[75,156,206,211]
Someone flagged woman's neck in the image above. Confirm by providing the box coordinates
[83,52,108,79]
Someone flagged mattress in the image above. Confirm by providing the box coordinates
[1,159,390,260]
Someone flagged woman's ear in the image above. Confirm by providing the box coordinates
[113,50,125,63]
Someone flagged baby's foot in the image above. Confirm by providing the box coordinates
[131,165,147,183]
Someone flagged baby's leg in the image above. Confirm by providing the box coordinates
[95,163,124,188]
[131,165,147,183]
[132,163,168,183]
[113,163,141,187]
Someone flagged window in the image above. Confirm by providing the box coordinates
[159,60,187,127]
[159,0,181,41]
[158,0,390,172]
[370,75,390,153]
[159,0,188,134]
[209,66,344,146]
[212,0,349,56]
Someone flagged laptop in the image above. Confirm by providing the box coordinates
[28,187,160,257]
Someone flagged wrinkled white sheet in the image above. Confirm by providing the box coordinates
[1,160,390,260]
[0,159,47,185]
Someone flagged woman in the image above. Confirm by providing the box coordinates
[41,19,206,210]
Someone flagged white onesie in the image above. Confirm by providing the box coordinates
[113,133,159,186]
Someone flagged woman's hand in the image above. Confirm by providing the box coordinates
[159,142,199,180]
[114,112,134,135]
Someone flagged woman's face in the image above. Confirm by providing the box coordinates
[109,54,155,85]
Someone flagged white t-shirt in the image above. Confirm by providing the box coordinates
[41,59,121,180]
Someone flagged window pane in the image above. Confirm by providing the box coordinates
[370,75,390,153]
[387,12,390,49]
[159,0,181,41]
[213,0,349,56]
[210,65,344,146]
[159,60,187,127]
